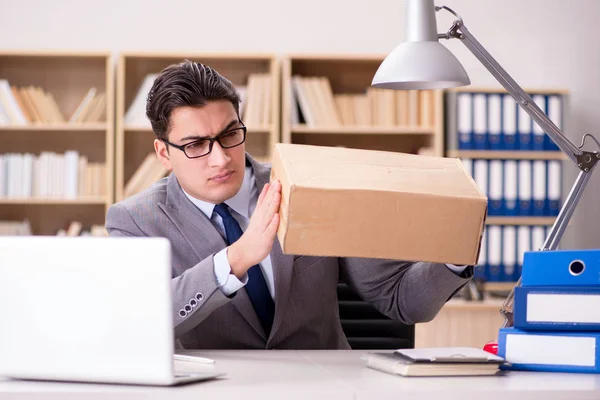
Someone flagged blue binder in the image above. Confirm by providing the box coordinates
[531,95,547,151]
[502,94,517,150]
[545,95,562,151]
[487,225,503,282]
[498,328,600,373]
[517,100,532,150]
[488,94,502,150]
[547,160,562,216]
[521,249,600,286]
[457,93,473,150]
[531,160,547,216]
[514,286,600,330]
[487,160,504,216]
[475,228,488,281]
[504,160,518,216]
[517,160,532,216]
[472,93,488,149]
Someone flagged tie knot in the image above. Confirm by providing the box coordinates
[213,203,232,219]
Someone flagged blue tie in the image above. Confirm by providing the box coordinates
[213,203,275,336]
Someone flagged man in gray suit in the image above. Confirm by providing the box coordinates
[106,60,474,350]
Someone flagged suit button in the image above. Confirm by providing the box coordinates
[190,299,198,307]
[178,309,187,317]
[195,293,204,301]
[184,304,192,312]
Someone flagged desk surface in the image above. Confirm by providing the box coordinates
[1,350,599,400]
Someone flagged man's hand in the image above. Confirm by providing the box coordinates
[227,180,281,278]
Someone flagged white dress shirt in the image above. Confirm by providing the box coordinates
[184,166,468,299]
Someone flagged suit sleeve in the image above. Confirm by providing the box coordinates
[105,203,235,339]
[339,257,473,325]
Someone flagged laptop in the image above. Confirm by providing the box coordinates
[0,235,223,386]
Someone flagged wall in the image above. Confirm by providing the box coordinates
[1,0,598,248]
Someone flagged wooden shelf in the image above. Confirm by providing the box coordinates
[117,51,277,61]
[486,216,556,225]
[124,124,273,134]
[115,52,280,202]
[441,298,506,310]
[0,197,107,205]
[484,282,517,292]
[448,86,570,95]
[291,125,435,135]
[0,123,108,132]
[281,54,444,157]
[447,150,567,160]
[0,51,114,235]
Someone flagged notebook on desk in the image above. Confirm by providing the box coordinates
[0,236,223,386]
[362,347,507,377]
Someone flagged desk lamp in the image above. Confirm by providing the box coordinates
[372,0,600,327]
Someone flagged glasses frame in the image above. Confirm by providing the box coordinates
[161,123,247,159]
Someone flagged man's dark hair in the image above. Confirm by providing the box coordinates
[146,60,241,140]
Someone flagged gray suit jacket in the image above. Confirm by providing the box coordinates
[105,154,473,349]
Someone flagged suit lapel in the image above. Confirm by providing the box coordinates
[158,172,266,340]
[158,174,224,260]
[249,156,295,340]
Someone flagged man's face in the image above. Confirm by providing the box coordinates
[154,100,246,204]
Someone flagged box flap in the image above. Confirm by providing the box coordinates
[275,143,484,200]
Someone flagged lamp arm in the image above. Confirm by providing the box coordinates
[435,6,600,327]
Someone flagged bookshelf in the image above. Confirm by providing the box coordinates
[445,87,570,287]
[281,54,444,156]
[115,52,280,201]
[0,50,114,235]
[415,297,506,348]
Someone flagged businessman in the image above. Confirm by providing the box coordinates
[106,60,474,349]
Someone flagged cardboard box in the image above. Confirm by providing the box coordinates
[271,143,487,265]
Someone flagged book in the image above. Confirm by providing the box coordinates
[362,347,506,377]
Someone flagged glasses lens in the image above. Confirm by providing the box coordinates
[184,139,210,158]
[219,128,245,148]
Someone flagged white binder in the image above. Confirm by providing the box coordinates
[517,225,532,275]
[473,159,489,196]
[504,160,518,215]
[488,160,503,215]
[502,226,517,281]
[532,160,547,215]
[547,160,562,215]
[518,160,532,215]
[502,94,517,149]
[532,95,546,150]
[457,93,473,149]
[488,94,502,149]
[487,225,502,281]
[472,94,487,149]
[518,98,532,149]
[531,226,547,251]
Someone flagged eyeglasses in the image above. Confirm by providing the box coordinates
[161,125,247,159]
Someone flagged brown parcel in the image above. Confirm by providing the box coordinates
[270,143,487,266]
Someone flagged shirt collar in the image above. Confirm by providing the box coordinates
[183,165,254,219]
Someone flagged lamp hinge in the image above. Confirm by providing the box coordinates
[576,151,600,172]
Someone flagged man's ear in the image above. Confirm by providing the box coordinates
[154,139,173,171]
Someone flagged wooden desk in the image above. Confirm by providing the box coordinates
[1,350,599,400]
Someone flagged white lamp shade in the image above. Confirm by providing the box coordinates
[372,0,470,90]
[372,41,471,90]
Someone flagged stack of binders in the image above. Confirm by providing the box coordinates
[456,92,561,151]
[498,249,600,373]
